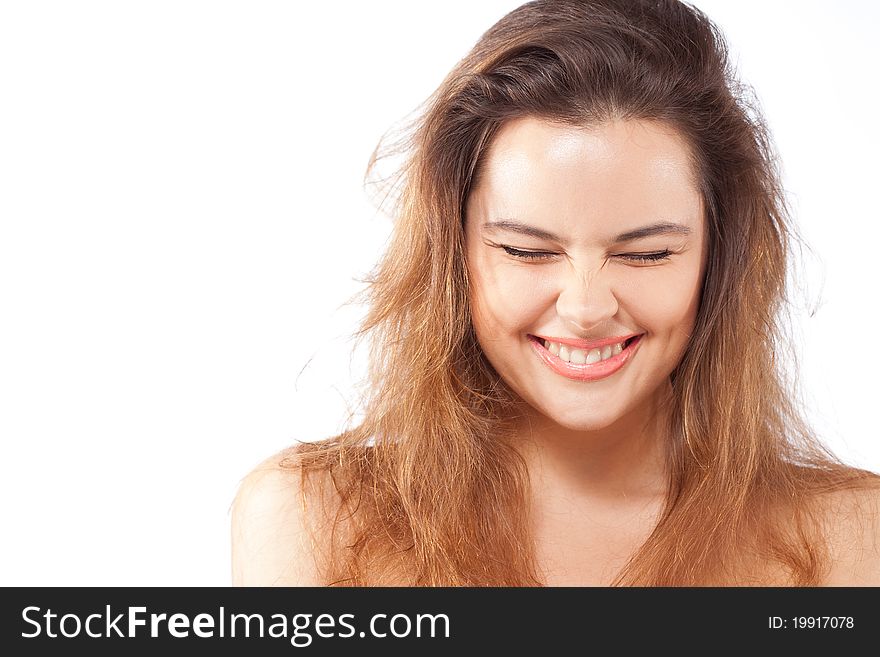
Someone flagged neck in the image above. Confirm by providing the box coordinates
[514,382,673,507]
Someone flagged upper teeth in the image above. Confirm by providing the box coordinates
[543,339,626,364]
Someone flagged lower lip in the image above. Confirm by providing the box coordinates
[528,334,643,382]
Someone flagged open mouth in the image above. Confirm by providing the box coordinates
[527,333,643,381]
[529,334,642,365]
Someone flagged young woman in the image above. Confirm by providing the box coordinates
[231,0,880,586]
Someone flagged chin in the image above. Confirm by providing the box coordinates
[554,415,621,433]
[529,403,626,433]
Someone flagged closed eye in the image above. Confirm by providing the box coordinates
[616,250,672,263]
[500,246,555,260]
[500,246,673,263]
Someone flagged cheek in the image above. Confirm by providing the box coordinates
[469,261,550,336]
[621,262,703,338]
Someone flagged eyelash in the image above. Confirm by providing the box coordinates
[500,246,673,263]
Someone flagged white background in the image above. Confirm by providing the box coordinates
[1,1,877,586]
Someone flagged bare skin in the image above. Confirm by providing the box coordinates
[232,446,880,586]
[231,116,880,586]
[231,449,325,586]
[463,117,704,583]
[231,446,880,586]
[521,387,671,585]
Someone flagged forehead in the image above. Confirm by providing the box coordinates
[468,117,703,234]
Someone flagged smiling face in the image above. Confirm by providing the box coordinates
[464,117,707,432]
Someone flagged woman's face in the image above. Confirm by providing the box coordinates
[464,117,707,432]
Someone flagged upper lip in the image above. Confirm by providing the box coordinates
[531,333,643,351]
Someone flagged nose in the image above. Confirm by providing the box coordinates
[555,262,619,334]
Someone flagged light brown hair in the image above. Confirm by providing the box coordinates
[293,0,879,585]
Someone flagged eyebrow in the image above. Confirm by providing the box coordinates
[482,219,692,244]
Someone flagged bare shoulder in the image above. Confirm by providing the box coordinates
[230,445,336,586]
[818,482,880,586]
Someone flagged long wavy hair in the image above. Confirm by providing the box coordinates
[292,0,879,586]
